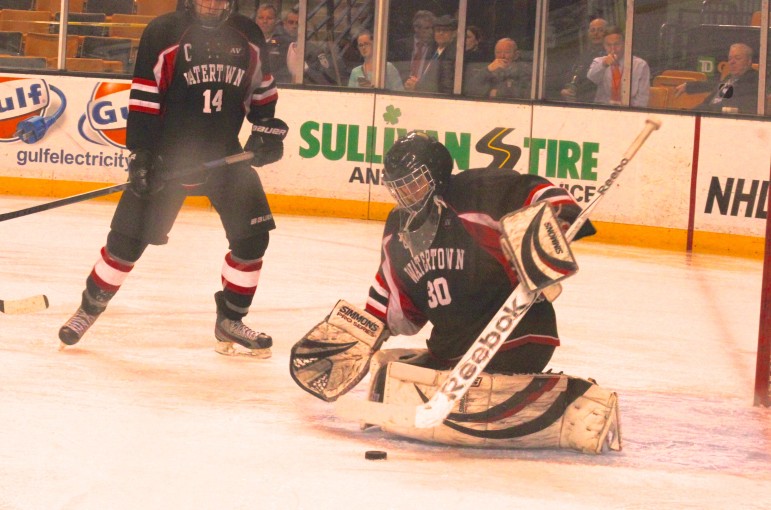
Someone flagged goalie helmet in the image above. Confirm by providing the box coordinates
[383,132,453,257]
[186,0,237,29]
[383,131,453,214]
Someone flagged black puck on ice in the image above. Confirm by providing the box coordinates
[365,450,387,460]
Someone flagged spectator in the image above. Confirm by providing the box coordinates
[276,4,299,41]
[389,10,436,84]
[348,30,404,91]
[464,25,488,63]
[587,26,650,107]
[256,3,291,83]
[560,17,607,102]
[255,3,281,41]
[466,37,531,99]
[674,43,759,114]
[405,14,456,94]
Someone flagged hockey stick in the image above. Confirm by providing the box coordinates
[0,151,254,223]
[0,294,49,314]
[336,117,662,429]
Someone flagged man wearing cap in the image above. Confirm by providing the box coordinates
[405,14,457,94]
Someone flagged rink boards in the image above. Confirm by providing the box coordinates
[0,74,769,257]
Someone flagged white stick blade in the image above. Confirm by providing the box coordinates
[0,295,49,314]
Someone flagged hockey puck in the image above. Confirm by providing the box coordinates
[365,450,387,460]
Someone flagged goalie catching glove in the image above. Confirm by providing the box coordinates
[245,118,288,167]
[290,300,389,402]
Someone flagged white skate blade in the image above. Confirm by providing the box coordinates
[215,341,272,359]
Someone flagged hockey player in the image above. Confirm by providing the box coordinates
[291,132,621,453]
[58,0,288,358]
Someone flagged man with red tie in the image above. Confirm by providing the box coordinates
[587,25,649,107]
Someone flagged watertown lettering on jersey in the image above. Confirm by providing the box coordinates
[183,64,245,87]
[403,248,465,283]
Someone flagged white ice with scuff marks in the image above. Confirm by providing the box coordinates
[0,196,769,510]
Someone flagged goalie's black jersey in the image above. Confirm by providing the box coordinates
[126,11,278,173]
[365,168,595,363]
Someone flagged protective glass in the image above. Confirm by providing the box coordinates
[384,164,435,212]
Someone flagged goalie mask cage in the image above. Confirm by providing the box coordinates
[756,162,771,407]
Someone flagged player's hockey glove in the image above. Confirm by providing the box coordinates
[245,118,288,167]
[127,150,163,197]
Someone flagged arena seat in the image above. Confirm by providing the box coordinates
[83,0,136,16]
[36,0,86,14]
[109,13,153,39]
[0,9,51,34]
[135,0,178,17]
[647,86,670,109]
[0,0,35,10]
[52,12,108,36]
[24,32,80,58]
[0,55,47,68]
[0,30,23,55]
[79,34,131,69]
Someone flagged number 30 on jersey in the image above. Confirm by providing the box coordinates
[427,277,451,308]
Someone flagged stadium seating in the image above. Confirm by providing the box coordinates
[109,13,153,39]
[61,56,123,72]
[0,55,47,68]
[24,32,79,58]
[36,0,86,14]
[135,0,178,16]
[52,12,108,36]
[79,34,131,69]
[83,0,136,16]
[0,0,35,10]
[647,86,670,109]
[0,9,52,34]
[0,30,23,55]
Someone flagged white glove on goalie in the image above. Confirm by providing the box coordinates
[290,300,389,402]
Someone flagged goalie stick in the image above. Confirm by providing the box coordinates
[0,151,255,223]
[336,117,662,429]
[0,295,49,314]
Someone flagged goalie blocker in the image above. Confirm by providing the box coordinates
[362,352,621,454]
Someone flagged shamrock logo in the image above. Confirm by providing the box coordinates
[383,105,401,125]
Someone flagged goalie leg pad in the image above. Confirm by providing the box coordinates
[367,348,430,402]
[290,300,388,402]
[377,363,621,454]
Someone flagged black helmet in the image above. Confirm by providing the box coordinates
[186,0,237,29]
[383,131,453,214]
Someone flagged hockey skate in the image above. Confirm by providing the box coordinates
[215,311,272,358]
[59,306,101,347]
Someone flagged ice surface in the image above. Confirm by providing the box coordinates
[0,196,769,510]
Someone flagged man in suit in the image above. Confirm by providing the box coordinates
[405,14,456,94]
[674,43,759,114]
[389,10,436,84]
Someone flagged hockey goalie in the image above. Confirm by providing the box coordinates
[290,131,621,454]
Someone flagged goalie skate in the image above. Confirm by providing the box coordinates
[214,312,272,358]
[59,306,100,347]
